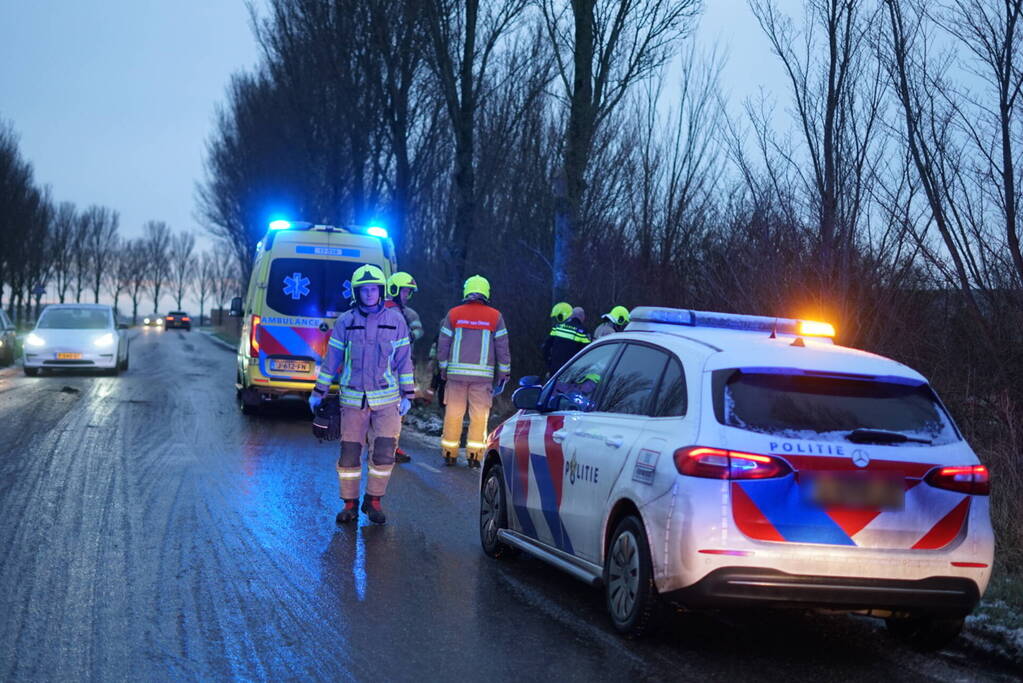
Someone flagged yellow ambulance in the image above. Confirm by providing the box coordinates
[231,221,396,414]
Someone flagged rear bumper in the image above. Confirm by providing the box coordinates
[662,567,980,616]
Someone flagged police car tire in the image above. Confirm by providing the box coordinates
[479,463,515,558]
[885,615,964,651]
[605,515,660,637]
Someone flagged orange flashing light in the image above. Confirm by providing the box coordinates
[798,320,836,337]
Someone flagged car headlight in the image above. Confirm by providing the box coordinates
[26,333,46,347]
[144,317,150,324]
[157,318,163,325]
[94,333,115,348]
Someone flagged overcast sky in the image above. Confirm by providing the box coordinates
[0,0,779,248]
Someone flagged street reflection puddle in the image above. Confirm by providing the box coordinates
[354,524,367,601]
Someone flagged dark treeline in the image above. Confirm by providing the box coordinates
[200,0,1022,566]
[0,122,239,325]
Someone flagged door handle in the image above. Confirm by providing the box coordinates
[552,429,568,443]
[605,435,624,448]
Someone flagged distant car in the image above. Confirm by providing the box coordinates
[0,308,16,366]
[143,315,163,327]
[482,307,993,650]
[23,304,129,376]
[164,311,192,331]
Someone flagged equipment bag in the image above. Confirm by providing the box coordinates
[312,394,342,441]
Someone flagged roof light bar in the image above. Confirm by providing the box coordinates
[268,219,292,230]
[365,225,388,238]
[629,306,836,338]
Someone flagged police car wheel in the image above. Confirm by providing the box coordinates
[605,515,660,636]
[885,615,964,651]
[479,463,513,558]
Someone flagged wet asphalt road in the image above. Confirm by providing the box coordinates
[0,328,1018,682]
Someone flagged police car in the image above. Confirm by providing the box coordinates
[479,307,993,648]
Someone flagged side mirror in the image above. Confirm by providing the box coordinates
[117,323,129,330]
[512,386,542,411]
[518,375,540,387]
[229,297,243,317]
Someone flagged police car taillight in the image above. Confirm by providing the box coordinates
[674,447,792,480]
[924,464,989,495]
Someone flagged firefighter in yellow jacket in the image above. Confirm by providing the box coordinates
[436,275,511,468]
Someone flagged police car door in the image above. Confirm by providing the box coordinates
[526,342,624,558]
[565,343,674,562]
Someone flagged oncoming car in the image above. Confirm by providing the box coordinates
[23,304,129,376]
[479,307,993,649]
[142,314,163,327]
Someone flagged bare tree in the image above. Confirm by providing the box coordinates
[122,239,149,325]
[71,210,93,303]
[49,202,77,303]
[193,250,217,326]
[107,244,131,319]
[421,0,531,285]
[142,220,172,314]
[542,0,701,301]
[81,205,120,304]
[169,231,197,309]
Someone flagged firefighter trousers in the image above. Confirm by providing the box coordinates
[441,379,493,459]
[337,402,401,499]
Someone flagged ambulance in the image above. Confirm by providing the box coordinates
[480,307,994,649]
[233,221,395,414]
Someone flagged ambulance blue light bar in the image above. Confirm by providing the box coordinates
[269,219,292,230]
[629,307,835,338]
[365,225,388,238]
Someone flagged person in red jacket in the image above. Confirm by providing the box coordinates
[436,275,511,468]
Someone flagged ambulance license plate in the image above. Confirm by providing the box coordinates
[57,352,82,360]
[808,473,904,510]
[270,359,312,374]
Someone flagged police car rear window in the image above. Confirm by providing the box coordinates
[712,370,959,445]
[266,258,362,318]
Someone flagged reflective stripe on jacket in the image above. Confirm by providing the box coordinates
[542,317,590,374]
[436,300,510,383]
[312,305,415,408]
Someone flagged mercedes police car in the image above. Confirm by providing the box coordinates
[479,307,993,648]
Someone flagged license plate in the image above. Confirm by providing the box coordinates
[56,352,82,360]
[807,473,904,510]
[270,358,312,374]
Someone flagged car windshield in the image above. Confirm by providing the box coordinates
[713,369,959,446]
[266,258,363,317]
[37,308,111,330]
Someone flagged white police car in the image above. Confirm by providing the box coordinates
[479,307,993,648]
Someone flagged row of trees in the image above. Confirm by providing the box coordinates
[0,123,239,325]
[199,0,1023,566]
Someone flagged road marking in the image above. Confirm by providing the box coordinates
[416,462,442,474]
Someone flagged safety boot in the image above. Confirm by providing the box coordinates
[335,499,358,525]
[395,446,411,463]
[361,495,387,524]
[443,452,457,467]
[467,454,481,469]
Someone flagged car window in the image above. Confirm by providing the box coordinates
[598,344,669,416]
[653,357,687,417]
[549,343,621,412]
[266,258,363,318]
[37,308,111,330]
[713,369,960,445]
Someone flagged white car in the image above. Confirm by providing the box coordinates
[23,304,129,376]
[479,307,993,649]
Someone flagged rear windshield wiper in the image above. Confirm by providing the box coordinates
[845,428,932,445]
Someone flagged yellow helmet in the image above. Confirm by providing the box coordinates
[603,305,630,326]
[352,264,387,289]
[387,271,418,299]
[550,302,573,323]
[463,274,491,300]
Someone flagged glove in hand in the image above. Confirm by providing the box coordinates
[308,393,322,414]
[399,398,412,416]
[493,380,507,397]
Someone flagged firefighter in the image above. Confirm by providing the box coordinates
[386,271,423,464]
[542,306,590,376]
[593,305,630,339]
[550,301,573,324]
[308,264,415,525]
[436,275,511,468]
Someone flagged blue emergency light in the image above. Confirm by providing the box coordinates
[269,219,292,230]
[365,225,388,239]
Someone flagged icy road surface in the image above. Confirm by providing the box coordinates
[0,328,1017,681]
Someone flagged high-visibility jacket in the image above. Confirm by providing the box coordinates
[542,317,590,374]
[312,304,415,408]
[437,300,511,383]
[593,321,623,339]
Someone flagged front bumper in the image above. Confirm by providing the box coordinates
[24,350,117,369]
[662,567,980,617]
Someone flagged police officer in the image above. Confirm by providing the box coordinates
[309,264,415,525]
[542,306,590,376]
